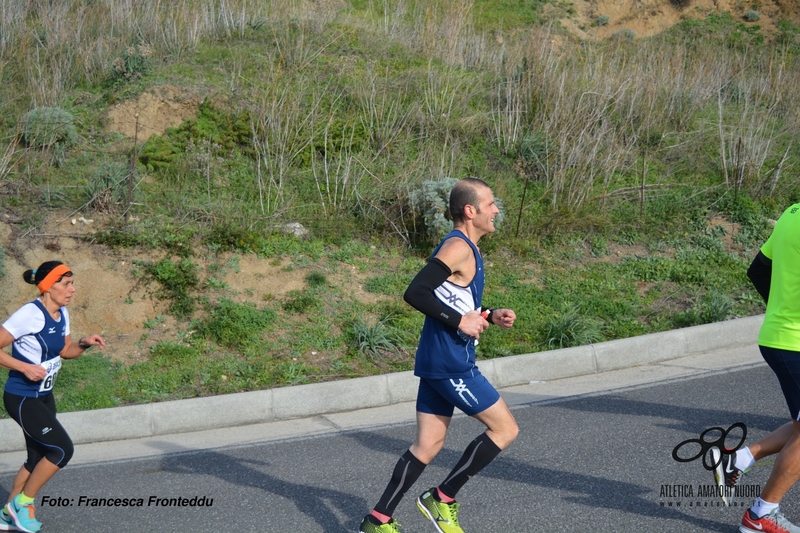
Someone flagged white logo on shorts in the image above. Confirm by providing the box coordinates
[450,379,479,407]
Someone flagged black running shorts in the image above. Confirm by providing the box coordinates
[761,345,800,421]
[3,392,74,470]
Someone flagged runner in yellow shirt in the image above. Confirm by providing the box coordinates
[711,204,800,533]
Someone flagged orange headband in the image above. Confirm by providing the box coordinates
[37,264,72,294]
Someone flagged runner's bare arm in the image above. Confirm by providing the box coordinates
[60,334,107,359]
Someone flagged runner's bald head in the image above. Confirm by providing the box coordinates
[450,178,490,225]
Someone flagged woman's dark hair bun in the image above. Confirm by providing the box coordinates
[23,270,36,285]
[23,261,65,286]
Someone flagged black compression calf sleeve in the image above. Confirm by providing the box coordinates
[439,433,502,498]
[374,449,427,517]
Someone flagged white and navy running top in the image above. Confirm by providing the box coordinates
[3,299,68,398]
[414,229,485,380]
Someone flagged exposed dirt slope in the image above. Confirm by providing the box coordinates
[564,0,799,39]
[106,85,200,141]
[0,216,386,365]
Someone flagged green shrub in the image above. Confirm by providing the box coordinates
[138,100,252,171]
[409,177,459,244]
[702,292,734,323]
[351,318,403,361]
[204,224,264,253]
[542,305,602,349]
[282,290,321,313]
[149,342,201,365]
[305,271,327,287]
[109,43,153,84]
[85,162,134,213]
[140,258,200,318]
[21,107,78,164]
[613,28,636,41]
[743,10,760,22]
[673,292,734,328]
[196,298,274,351]
[597,15,610,26]
[275,360,309,385]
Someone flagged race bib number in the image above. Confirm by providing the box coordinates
[39,357,62,393]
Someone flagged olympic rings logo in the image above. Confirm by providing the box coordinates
[671,422,747,471]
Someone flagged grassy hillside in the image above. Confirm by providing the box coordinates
[0,0,797,412]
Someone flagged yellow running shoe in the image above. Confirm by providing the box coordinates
[416,489,464,533]
[358,515,402,533]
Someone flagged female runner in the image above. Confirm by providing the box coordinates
[0,261,105,533]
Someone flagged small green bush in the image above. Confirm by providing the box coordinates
[282,290,321,313]
[613,28,636,41]
[702,292,734,323]
[85,162,134,213]
[409,177,459,244]
[138,100,252,171]
[542,305,602,349]
[597,15,610,26]
[21,107,78,164]
[141,258,200,318]
[352,318,403,361]
[673,292,734,327]
[204,224,267,253]
[109,43,153,84]
[305,271,327,287]
[275,360,309,385]
[196,298,275,351]
[743,10,760,22]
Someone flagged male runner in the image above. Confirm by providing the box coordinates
[358,178,518,533]
[711,203,800,533]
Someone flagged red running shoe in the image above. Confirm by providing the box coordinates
[740,509,800,533]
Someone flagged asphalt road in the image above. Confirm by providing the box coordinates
[1,363,790,533]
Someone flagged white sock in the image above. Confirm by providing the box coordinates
[735,446,755,471]
[751,497,779,518]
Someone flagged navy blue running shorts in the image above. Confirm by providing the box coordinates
[416,373,500,417]
[761,345,800,421]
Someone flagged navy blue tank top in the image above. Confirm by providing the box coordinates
[4,299,66,397]
[413,229,485,379]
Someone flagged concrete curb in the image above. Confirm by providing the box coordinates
[0,315,763,453]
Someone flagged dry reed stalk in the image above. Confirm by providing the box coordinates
[249,79,321,214]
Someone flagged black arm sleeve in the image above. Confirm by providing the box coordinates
[747,250,772,304]
[403,258,462,329]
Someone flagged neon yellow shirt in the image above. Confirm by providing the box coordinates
[758,203,800,351]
